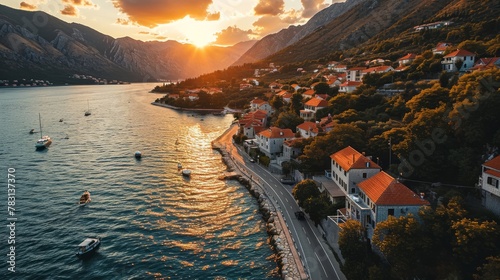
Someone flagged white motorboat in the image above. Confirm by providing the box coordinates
[75,236,101,258]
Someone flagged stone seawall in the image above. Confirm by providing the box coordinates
[212,142,304,280]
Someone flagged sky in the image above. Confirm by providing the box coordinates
[3,0,343,47]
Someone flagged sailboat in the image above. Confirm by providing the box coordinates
[84,100,91,116]
[35,113,52,150]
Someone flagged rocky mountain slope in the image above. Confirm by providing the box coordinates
[232,0,365,66]
[0,4,255,82]
[266,0,457,64]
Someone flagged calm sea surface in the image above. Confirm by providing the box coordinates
[0,84,278,279]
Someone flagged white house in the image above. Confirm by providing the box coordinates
[330,146,381,196]
[300,98,328,121]
[238,110,267,139]
[346,67,366,82]
[296,121,319,138]
[257,127,295,158]
[397,53,418,66]
[433,42,453,55]
[338,81,361,93]
[351,171,430,239]
[283,139,303,161]
[250,98,274,114]
[479,155,500,217]
[442,49,476,72]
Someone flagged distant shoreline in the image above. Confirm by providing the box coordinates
[151,102,224,114]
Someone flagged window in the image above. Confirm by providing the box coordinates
[351,188,355,194]
[388,209,394,216]
[487,177,499,188]
[344,171,347,176]
[363,172,367,178]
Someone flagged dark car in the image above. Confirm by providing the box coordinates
[295,211,305,220]
[280,178,296,185]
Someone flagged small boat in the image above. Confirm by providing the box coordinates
[182,169,191,177]
[35,113,52,150]
[175,138,180,145]
[29,128,35,134]
[177,162,182,170]
[78,190,91,206]
[75,236,101,258]
[135,151,142,159]
[84,100,91,116]
[59,118,63,122]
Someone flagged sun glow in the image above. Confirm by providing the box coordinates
[158,17,216,48]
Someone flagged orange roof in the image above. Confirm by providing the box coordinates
[358,172,430,206]
[444,49,475,58]
[348,67,366,71]
[302,89,315,96]
[251,98,266,105]
[434,42,452,52]
[340,81,362,87]
[485,169,500,178]
[297,121,319,133]
[258,127,294,138]
[305,98,328,107]
[484,155,500,170]
[330,146,380,171]
[398,53,417,61]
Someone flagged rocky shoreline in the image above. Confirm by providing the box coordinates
[212,138,305,280]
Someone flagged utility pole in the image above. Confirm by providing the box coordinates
[388,137,392,168]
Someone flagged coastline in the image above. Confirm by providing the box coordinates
[212,124,307,280]
[151,102,224,114]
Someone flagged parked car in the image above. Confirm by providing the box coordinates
[249,158,255,163]
[295,211,305,220]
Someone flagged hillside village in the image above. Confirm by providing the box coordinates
[154,38,500,279]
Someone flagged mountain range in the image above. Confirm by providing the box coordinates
[0,4,255,82]
[0,0,498,83]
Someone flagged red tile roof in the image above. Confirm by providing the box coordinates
[484,155,500,171]
[330,146,380,171]
[302,89,315,96]
[250,98,266,105]
[358,172,430,206]
[444,49,475,58]
[398,53,417,61]
[305,98,328,107]
[258,127,295,138]
[297,121,319,133]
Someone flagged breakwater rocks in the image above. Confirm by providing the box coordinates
[212,144,303,280]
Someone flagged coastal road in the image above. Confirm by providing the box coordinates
[217,125,346,280]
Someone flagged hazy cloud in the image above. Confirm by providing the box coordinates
[111,0,218,27]
[301,0,329,18]
[214,26,253,45]
[138,31,150,34]
[20,2,37,10]
[281,9,302,24]
[254,0,284,16]
[62,0,96,7]
[60,5,78,16]
[116,18,130,25]
[155,36,167,40]
[252,15,289,36]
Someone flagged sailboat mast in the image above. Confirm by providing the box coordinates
[39,113,42,138]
